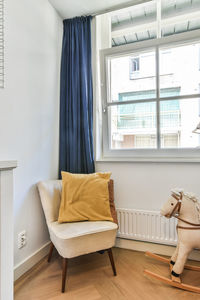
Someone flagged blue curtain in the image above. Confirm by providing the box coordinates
[59,16,95,176]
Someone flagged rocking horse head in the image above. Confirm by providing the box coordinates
[160,189,200,222]
[160,190,183,218]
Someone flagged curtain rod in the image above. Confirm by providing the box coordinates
[91,0,152,17]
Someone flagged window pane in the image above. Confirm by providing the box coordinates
[111,1,156,47]
[160,98,200,148]
[110,50,156,102]
[109,102,157,149]
[161,0,200,37]
[159,43,200,97]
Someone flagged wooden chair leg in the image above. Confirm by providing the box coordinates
[61,258,68,293]
[107,248,117,276]
[47,242,54,263]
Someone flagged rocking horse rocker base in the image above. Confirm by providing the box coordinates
[144,268,200,294]
[144,251,200,293]
[145,251,200,272]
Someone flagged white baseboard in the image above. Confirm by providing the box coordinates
[14,241,51,281]
[115,238,200,261]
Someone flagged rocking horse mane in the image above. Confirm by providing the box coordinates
[171,189,200,221]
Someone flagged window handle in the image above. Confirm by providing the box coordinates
[103,106,107,113]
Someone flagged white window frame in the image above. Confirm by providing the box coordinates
[0,0,4,88]
[100,29,200,162]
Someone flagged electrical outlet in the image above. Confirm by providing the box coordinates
[18,231,27,249]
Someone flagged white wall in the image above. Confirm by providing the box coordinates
[0,0,62,267]
[96,162,200,211]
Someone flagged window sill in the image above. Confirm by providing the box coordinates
[95,156,200,163]
[96,146,200,163]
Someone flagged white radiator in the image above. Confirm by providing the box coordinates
[117,208,177,246]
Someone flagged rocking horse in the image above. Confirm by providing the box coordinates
[144,189,200,293]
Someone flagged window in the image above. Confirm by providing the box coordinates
[97,0,200,161]
[129,57,140,79]
[100,36,200,160]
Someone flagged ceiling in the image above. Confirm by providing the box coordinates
[49,0,145,19]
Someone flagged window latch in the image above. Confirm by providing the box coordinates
[103,106,107,113]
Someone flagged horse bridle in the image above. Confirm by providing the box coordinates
[170,193,182,218]
[171,193,200,230]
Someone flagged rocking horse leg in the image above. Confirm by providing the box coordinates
[171,243,191,283]
[170,243,179,272]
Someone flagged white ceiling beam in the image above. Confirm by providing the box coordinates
[162,10,200,28]
[112,7,200,39]
[108,0,155,17]
[112,21,157,38]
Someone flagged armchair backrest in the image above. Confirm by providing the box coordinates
[37,180,62,224]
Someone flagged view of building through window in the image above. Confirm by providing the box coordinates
[109,42,200,149]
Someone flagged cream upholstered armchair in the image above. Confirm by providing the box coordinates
[37,180,118,293]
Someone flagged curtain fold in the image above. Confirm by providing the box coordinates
[59,16,95,176]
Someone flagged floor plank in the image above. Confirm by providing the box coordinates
[14,248,200,300]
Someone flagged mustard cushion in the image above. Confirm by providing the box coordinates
[58,171,113,223]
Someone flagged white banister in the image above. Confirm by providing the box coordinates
[0,161,17,300]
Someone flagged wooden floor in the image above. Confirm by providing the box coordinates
[14,248,200,300]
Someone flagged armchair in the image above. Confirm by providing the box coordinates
[37,179,118,293]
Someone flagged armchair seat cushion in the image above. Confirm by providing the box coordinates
[48,221,118,258]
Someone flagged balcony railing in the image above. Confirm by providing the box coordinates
[116,110,180,130]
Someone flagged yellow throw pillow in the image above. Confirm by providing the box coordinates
[58,171,113,223]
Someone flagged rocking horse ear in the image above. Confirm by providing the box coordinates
[171,191,179,198]
[171,189,183,198]
[171,192,179,200]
